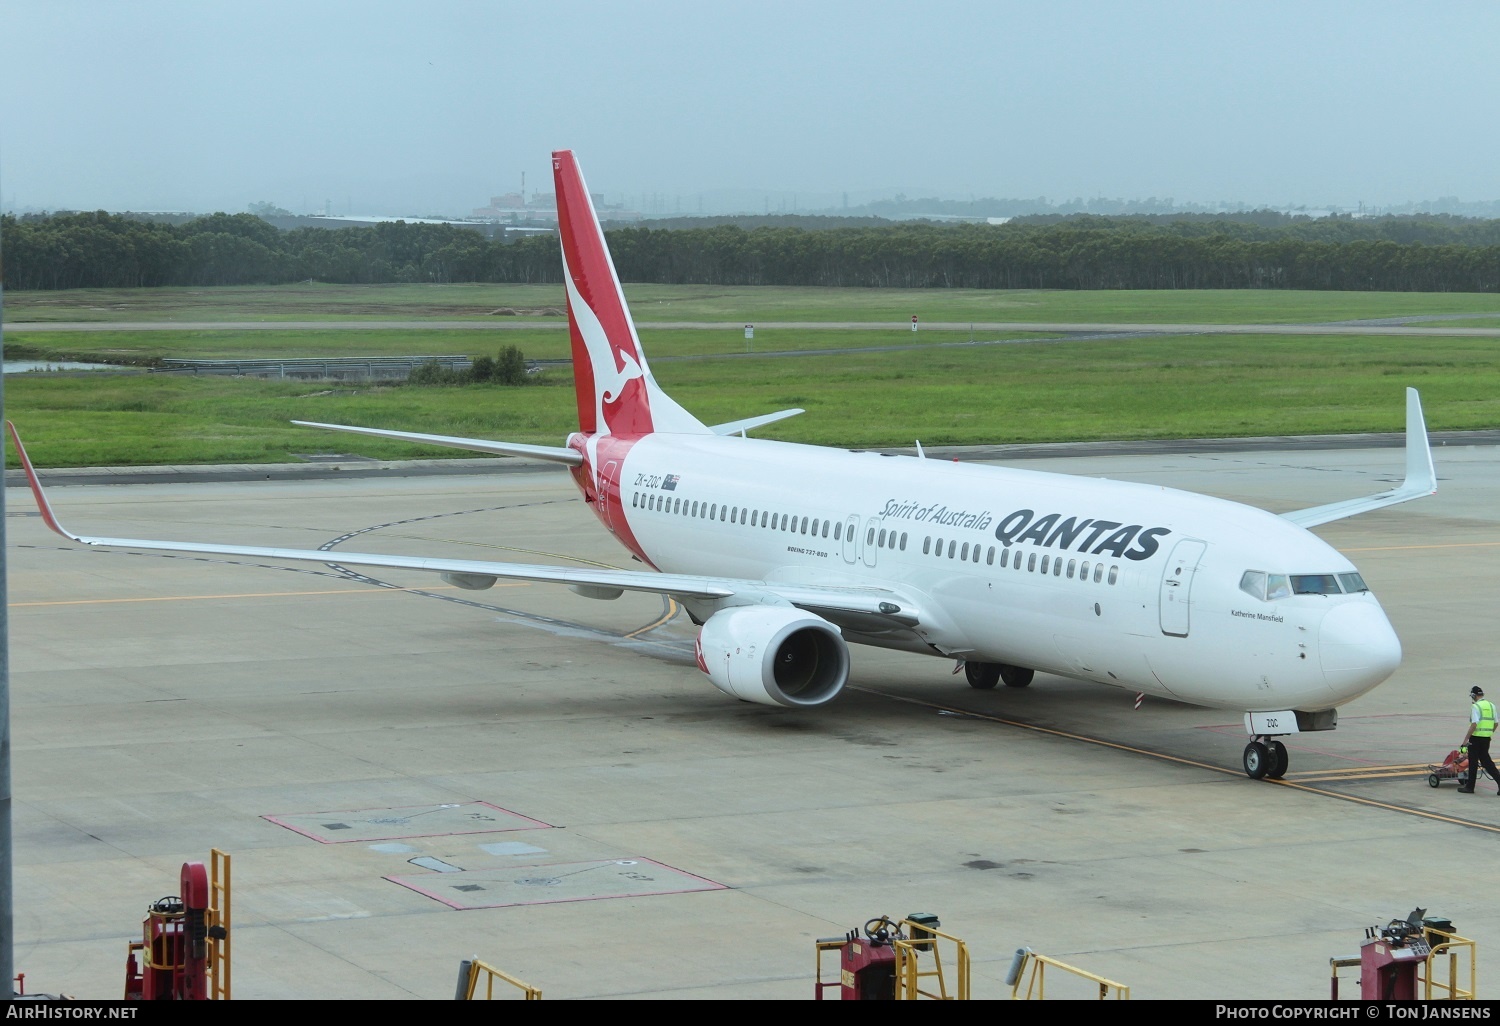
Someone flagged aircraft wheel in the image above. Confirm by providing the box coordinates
[1428,774,1442,788]
[1000,665,1034,688]
[1243,741,1271,780]
[965,662,1000,690]
[1267,740,1289,780]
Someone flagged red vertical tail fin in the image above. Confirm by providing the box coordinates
[552,150,706,437]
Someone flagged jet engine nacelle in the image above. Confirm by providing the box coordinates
[695,605,849,708]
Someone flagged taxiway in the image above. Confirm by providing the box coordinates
[6,439,1498,999]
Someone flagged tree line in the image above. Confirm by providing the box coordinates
[4,209,1500,293]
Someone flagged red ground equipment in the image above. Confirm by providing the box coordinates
[123,855,230,1000]
[816,914,941,999]
[1427,748,1491,788]
[1359,909,1441,999]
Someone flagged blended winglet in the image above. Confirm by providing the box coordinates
[6,421,85,543]
[1281,387,1437,528]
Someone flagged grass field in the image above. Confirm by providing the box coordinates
[6,329,1500,468]
[3,326,1048,365]
[4,283,1500,467]
[7,281,1500,324]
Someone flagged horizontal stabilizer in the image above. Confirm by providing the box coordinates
[709,408,805,436]
[290,420,582,466]
[1281,387,1437,528]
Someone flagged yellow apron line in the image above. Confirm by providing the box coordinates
[1285,764,1430,778]
[10,582,532,607]
[625,598,680,639]
[1345,540,1500,553]
[859,688,1500,834]
[1266,778,1500,831]
[856,687,1233,773]
[1289,770,1429,783]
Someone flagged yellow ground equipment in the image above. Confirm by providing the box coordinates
[455,957,542,1000]
[1006,947,1130,999]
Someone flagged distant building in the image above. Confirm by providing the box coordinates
[470,190,641,224]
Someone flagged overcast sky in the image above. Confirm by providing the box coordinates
[3,1,1498,217]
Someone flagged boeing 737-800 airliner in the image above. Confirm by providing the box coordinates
[8,149,1438,780]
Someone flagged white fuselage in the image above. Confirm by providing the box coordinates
[603,432,1401,713]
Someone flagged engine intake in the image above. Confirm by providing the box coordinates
[695,605,849,707]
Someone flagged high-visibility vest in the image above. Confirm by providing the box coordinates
[1475,699,1497,738]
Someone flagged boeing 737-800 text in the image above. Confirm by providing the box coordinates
[8,149,1438,780]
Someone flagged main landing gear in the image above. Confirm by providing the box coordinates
[963,662,1035,690]
[1243,737,1289,780]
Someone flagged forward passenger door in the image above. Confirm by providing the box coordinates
[1159,539,1207,637]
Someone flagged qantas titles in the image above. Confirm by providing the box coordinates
[881,498,1171,562]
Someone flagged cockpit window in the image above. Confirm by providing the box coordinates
[1241,570,1365,601]
[1337,572,1368,594]
[1291,574,1341,596]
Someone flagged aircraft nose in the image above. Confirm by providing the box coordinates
[1319,601,1401,696]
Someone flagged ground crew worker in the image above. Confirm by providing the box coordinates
[1458,685,1498,794]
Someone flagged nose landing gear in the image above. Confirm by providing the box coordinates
[1243,737,1289,780]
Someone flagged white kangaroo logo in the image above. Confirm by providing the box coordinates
[565,266,647,438]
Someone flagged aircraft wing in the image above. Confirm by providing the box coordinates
[6,422,922,624]
[1279,388,1437,528]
